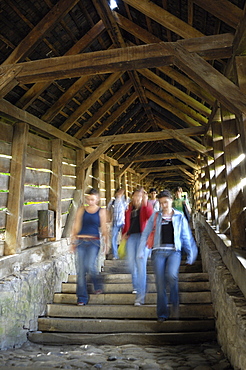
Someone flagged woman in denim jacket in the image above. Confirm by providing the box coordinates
[138,189,197,322]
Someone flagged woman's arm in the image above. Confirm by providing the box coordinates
[70,206,84,252]
[99,208,109,253]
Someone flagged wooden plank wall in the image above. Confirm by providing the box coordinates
[193,109,246,249]
[0,120,142,256]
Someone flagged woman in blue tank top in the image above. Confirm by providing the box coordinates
[71,188,108,305]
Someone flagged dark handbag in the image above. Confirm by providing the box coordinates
[147,212,158,249]
[183,202,191,222]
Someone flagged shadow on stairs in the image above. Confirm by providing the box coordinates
[28,258,216,346]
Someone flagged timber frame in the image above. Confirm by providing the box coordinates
[0,0,246,254]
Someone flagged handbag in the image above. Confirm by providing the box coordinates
[146,212,158,249]
[118,237,127,259]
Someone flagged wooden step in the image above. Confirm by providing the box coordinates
[38,317,215,333]
[61,281,211,294]
[28,251,216,346]
[103,260,203,274]
[53,291,212,305]
[67,272,209,283]
[46,303,214,319]
[28,331,217,346]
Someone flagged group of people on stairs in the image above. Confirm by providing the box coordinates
[70,186,197,322]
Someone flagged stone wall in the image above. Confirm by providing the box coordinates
[0,238,76,350]
[194,219,246,370]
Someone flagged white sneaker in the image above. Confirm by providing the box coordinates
[132,290,137,294]
[134,302,141,306]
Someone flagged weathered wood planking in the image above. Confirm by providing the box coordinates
[61,188,75,200]
[0,211,6,229]
[26,153,52,171]
[24,186,49,203]
[62,176,76,187]
[25,169,51,187]
[63,146,76,163]
[61,200,72,214]
[22,220,38,237]
[0,141,12,158]
[23,202,48,222]
[28,132,52,153]
[62,163,76,176]
[0,121,13,142]
[61,213,68,228]
[0,174,9,191]
[0,192,8,208]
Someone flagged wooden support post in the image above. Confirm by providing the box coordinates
[62,148,85,238]
[99,160,106,207]
[128,172,133,195]
[49,139,63,240]
[221,113,246,248]
[105,161,113,205]
[121,173,127,192]
[4,122,28,255]
[92,159,100,191]
[212,120,230,233]
[114,165,120,190]
[76,148,85,190]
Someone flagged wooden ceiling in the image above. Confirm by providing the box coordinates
[0,0,246,189]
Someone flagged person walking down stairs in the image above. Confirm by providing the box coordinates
[122,188,153,306]
[138,189,197,322]
[70,188,109,306]
[107,188,129,260]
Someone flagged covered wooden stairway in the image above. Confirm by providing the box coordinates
[28,256,216,346]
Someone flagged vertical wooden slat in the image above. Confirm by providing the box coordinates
[105,161,113,205]
[114,165,120,190]
[76,148,85,190]
[92,159,100,190]
[212,119,230,233]
[4,122,28,255]
[221,114,246,248]
[49,139,63,240]
[121,173,127,191]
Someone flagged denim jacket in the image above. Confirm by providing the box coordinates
[138,209,197,265]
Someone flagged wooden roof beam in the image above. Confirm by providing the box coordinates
[81,126,206,147]
[172,43,246,116]
[2,0,80,65]
[74,79,133,139]
[114,12,233,60]
[139,165,188,173]
[93,0,159,131]
[90,92,138,137]
[0,98,83,149]
[122,0,204,39]
[192,0,243,29]
[16,20,105,110]
[140,69,211,117]
[59,72,123,132]
[118,151,197,164]
[145,89,204,127]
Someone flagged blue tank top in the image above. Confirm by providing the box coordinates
[78,208,100,238]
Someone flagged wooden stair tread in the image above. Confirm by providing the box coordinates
[28,252,216,345]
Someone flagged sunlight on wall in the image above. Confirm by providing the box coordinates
[232,153,245,168]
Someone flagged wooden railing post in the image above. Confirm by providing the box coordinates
[49,139,63,240]
[5,122,28,255]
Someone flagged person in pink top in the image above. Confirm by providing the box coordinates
[122,188,153,305]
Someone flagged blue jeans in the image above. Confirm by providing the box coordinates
[111,224,123,258]
[152,249,181,319]
[126,233,149,303]
[76,239,102,304]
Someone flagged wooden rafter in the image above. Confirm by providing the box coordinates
[81,126,206,147]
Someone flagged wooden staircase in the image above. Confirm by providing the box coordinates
[28,258,216,345]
